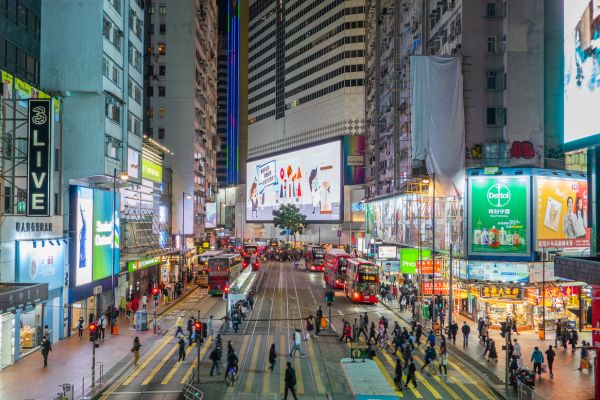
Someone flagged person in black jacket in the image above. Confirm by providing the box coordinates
[404,357,417,389]
[461,322,471,348]
[41,336,52,367]
[545,345,555,378]
[268,343,277,372]
[177,337,186,362]
[284,362,298,400]
[209,346,221,376]
[367,322,377,344]
[394,357,403,391]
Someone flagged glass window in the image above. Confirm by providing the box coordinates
[148,24,154,35]
[105,95,121,124]
[149,2,154,14]
[159,24,166,34]
[159,65,166,75]
[159,3,166,14]
[158,107,166,118]
[158,86,165,96]
[487,36,496,54]
[486,107,496,125]
[158,128,165,139]
[158,44,166,55]
[103,18,111,39]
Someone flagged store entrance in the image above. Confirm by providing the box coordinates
[19,304,43,357]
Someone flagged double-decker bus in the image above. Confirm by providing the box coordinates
[207,254,242,296]
[305,245,326,272]
[243,242,260,256]
[344,258,379,303]
[324,249,352,289]
[197,250,223,287]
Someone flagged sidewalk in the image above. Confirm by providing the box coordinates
[0,285,198,400]
[341,358,399,400]
[378,297,595,400]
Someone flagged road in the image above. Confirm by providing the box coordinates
[99,260,504,399]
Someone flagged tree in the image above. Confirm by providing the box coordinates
[272,204,307,244]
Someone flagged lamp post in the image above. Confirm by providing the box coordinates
[422,175,435,326]
[111,168,128,334]
[181,192,192,288]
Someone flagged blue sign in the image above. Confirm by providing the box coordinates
[466,261,529,283]
[16,240,65,290]
[381,260,400,273]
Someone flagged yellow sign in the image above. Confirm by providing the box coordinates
[480,285,522,300]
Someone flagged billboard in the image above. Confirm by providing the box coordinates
[564,1,600,149]
[92,190,120,281]
[343,135,365,185]
[27,99,51,216]
[535,176,590,249]
[74,186,93,286]
[205,202,217,228]
[398,248,431,274]
[468,176,530,257]
[16,240,65,290]
[466,261,529,283]
[377,246,397,259]
[142,158,163,183]
[246,140,342,222]
[127,148,140,180]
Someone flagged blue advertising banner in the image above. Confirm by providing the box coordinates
[92,190,120,281]
[16,240,65,290]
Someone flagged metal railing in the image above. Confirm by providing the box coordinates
[182,367,204,400]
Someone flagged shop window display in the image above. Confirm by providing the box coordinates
[19,304,43,355]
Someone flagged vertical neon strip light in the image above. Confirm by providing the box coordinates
[226,0,231,182]
[225,1,240,185]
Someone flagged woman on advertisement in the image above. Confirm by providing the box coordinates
[574,196,587,238]
[563,196,578,238]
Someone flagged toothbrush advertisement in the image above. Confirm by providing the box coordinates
[468,175,530,257]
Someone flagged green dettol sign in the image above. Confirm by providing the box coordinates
[469,176,530,256]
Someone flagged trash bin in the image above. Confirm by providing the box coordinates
[538,326,545,340]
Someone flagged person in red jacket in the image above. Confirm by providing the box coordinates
[343,322,353,343]
[132,296,139,314]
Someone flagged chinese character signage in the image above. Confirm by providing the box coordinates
[479,285,522,300]
[422,281,449,295]
[27,99,52,216]
[535,176,590,250]
[416,259,442,274]
[468,176,530,257]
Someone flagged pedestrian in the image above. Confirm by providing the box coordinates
[99,314,107,340]
[77,316,84,339]
[461,322,470,348]
[338,319,347,342]
[126,299,132,318]
[305,317,314,341]
[569,328,579,353]
[488,339,498,362]
[477,317,484,338]
[427,330,436,348]
[207,315,214,339]
[415,324,423,346]
[545,345,555,378]
[513,339,522,367]
[555,321,562,348]
[119,296,126,317]
[420,345,437,374]
[209,346,221,375]
[284,361,298,400]
[132,337,141,366]
[44,324,50,338]
[315,306,323,335]
[439,334,447,353]
[579,341,591,371]
[360,316,369,340]
[175,316,184,337]
[41,336,52,367]
[289,330,303,356]
[142,294,148,310]
[404,357,418,389]
[368,322,377,344]
[343,321,353,343]
[483,335,491,358]
[178,336,186,362]
[530,346,544,377]
[450,321,458,345]
[439,348,449,376]
[268,343,277,372]
[394,357,403,391]
[187,317,194,337]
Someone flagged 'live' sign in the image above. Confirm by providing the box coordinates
[27,99,51,216]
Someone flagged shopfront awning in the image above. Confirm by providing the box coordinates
[0,283,48,314]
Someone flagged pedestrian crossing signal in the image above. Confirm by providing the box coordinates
[89,323,97,342]
[324,291,335,302]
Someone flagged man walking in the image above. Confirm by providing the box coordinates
[284,361,298,400]
[178,336,186,362]
[404,357,417,389]
[289,330,303,356]
[461,322,470,348]
[530,346,544,377]
[99,314,107,340]
[545,345,555,378]
[209,346,221,376]
[315,306,323,335]
[41,336,52,367]
[207,315,214,339]
[174,316,184,337]
[449,321,459,345]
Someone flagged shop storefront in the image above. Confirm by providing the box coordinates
[526,283,589,331]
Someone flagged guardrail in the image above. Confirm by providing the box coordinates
[181,368,204,400]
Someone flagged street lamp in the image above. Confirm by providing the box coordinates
[111,168,128,334]
[181,192,192,288]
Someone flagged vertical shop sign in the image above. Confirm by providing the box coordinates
[27,99,51,216]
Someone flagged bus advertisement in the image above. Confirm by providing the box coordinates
[207,254,242,296]
[305,245,326,272]
[324,249,351,289]
[344,258,379,303]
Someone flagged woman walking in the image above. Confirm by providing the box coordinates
[439,349,449,376]
[268,343,277,372]
[132,337,141,366]
[393,357,403,391]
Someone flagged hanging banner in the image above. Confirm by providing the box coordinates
[416,259,443,274]
[27,99,51,216]
[422,281,449,295]
[1,70,13,98]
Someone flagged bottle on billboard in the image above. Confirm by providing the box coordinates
[489,226,499,248]
[481,227,489,245]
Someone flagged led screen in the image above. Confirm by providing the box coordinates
[92,190,120,281]
[564,1,600,148]
[74,186,93,286]
[246,140,342,222]
[205,202,217,228]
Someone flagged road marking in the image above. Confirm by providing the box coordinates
[372,355,404,398]
[142,341,180,385]
[279,335,286,394]
[179,338,213,384]
[262,335,274,394]
[122,335,172,386]
[243,335,262,392]
[306,339,326,394]
[161,337,206,385]
[447,374,481,400]
[381,347,433,399]
[293,354,304,394]
[450,355,499,399]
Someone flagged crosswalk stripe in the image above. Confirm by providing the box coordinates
[372,355,404,398]
[278,335,286,394]
[381,348,433,399]
[448,374,481,400]
[262,335,274,394]
[179,338,213,384]
[451,355,499,399]
[293,354,304,394]
[142,342,179,385]
[306,339,326,394]
[243,335,262,392]
[123,335,172,386]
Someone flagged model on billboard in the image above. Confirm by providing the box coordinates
[309,168,320,214]
[575,195,588,237]
[563,197,578,238]
[250,182,258,218]
[79,203,87,268]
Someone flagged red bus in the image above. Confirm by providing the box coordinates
[305,245,326,272]
[324,249,351,289]
[344,258,379,303]
[242,254,260,271]
[207,254,242,296]
[243,242,259,256]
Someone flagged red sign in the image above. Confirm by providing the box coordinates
[416,259,442,274]
[592,286,600,348]
[422,281,449,295]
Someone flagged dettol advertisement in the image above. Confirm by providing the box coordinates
[469,176,530,257]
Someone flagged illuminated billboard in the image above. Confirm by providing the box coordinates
[246,140,342,222]
[92,190,120,281]
[535,176,590,250]
[17,240,66,290]
[205,202,217,228]
[73,186,93,286]
[564,1,600,149]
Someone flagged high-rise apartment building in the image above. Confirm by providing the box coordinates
[216,34,227,186]
[144,0,218,239]
[247,0,366,158]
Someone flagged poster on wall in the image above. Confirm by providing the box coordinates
[127,148,140,180]
[468,176,530,257]
[205,202,217,228]
[92,190,120,281]
[343,135,365,185]
[17,240,65,290]
[535,176,590,249]
[564,0,600,149]
[74,187,93,286]
[466,261,529,283]
[246,140,342,222]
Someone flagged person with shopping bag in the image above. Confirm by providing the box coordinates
[579,341,592,371]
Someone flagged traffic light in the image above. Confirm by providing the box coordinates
[152,287,160,301]
[194,321,202,343]
[324,291,335,303]
[89,322,97,342]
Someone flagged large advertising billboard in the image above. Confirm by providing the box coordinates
[468,176,530,257]
[17,240,65,290]
[74,186,93,286]
[564,1,600,149]
[466,261,529,283]
[246,140,342,222]
[535,176,590,249]
[92,190,120,281]
[205,202,217,228]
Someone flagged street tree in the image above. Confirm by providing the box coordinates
[272,204,307,245]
